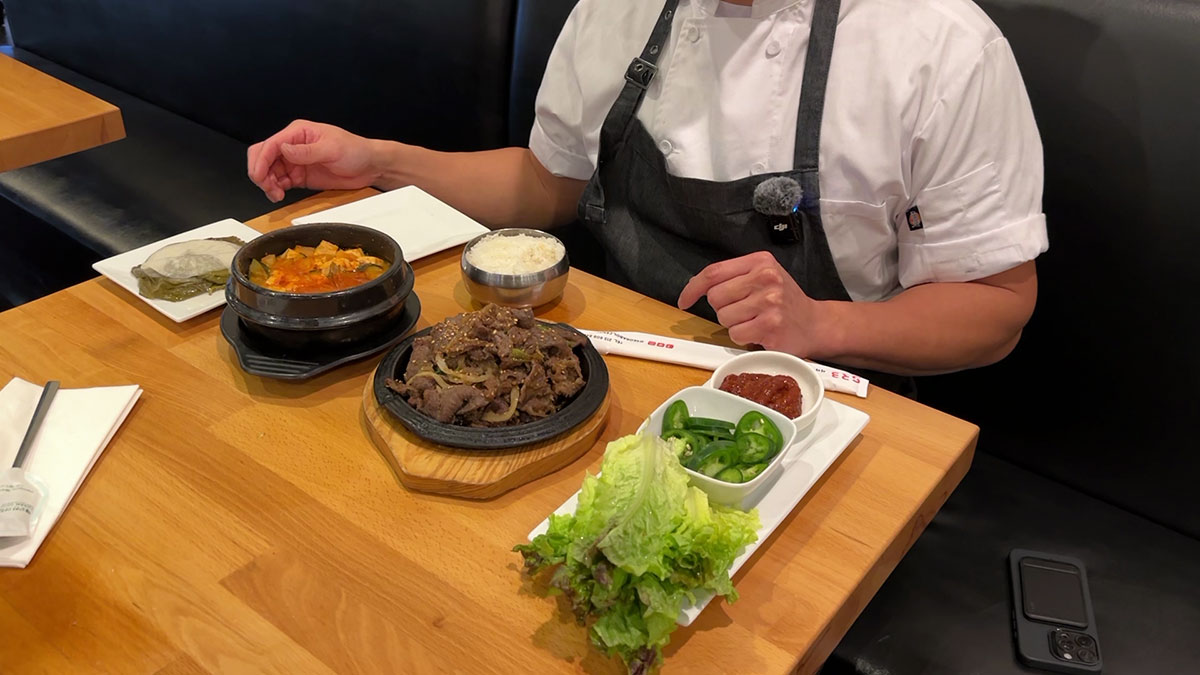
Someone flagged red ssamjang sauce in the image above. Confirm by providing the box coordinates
[718,372,803,418]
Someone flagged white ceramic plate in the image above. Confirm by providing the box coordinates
[292,185,488,262]
[527,398,870,626]
[92,218,261,323]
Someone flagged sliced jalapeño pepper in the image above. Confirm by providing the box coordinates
[686,439,734,470]
[714,467,744,483]
[662,429,703,464]
[661,399,690,434]
[735,411,784,452]
[741,462,769,480]
[684,416,736,435]
[694,427,734,442]
[691,440,739,477]
[735,432,774,464]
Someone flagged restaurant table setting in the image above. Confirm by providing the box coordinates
[85,186,864,663]
[0,186,978,674]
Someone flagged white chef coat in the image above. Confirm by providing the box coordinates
[530,0,1049,301]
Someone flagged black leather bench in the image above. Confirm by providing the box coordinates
[824,0,1200,671]
[824,454,1200,674]
[0,0,531,304]
[1,0,601,306]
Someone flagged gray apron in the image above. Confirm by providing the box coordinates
[577,0,914,394]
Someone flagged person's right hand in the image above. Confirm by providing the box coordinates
[247,120,381,202]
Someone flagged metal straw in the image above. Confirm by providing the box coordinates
[12,381,60,469]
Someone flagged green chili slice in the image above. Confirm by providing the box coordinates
[661,400,690,434]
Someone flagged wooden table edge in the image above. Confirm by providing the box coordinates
[798,429,978,673]
[0,52,126,171]
[0,107,126,172]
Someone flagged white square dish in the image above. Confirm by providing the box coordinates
[527,397,870,626]
[641,386,797,508]
[92,218,262,323]
[292,185,489,262]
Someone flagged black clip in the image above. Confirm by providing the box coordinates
[625,57,657,90]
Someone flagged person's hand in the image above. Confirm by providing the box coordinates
[677,251,829,355]
[247,120,381,202]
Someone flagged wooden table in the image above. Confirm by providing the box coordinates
[0,52,125,172]
[0,189,977,674]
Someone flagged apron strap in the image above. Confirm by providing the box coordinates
[793,0,842,171]
[596,0,682,167]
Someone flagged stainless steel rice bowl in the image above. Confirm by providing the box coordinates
[460,228,569,308]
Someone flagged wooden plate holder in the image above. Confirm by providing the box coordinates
[362,367,609,499]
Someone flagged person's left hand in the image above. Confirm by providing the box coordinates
[677,251,826,355]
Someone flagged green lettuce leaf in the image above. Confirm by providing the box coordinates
[514,433,761,673]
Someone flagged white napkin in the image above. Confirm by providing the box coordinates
[292,185,489,262]
[0,378,143,568]
[579,330,870,397]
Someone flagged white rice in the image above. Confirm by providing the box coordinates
[466,233,565,275]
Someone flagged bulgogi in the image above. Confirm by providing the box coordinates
[387,304,587,426]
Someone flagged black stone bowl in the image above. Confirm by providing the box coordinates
[226,223,413,352]
[373,324,609,449]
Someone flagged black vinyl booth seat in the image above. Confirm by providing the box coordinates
[0,0,593,303]
[822,454,1200,675]
[2,0,515,153]
[0,0,524,259]
[0,0,533,307]
[824,0,1200,672]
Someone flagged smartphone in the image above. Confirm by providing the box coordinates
[1009,549,1102,673]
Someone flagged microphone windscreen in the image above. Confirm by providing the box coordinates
[752,177,804,216]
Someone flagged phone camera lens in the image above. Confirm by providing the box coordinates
[1076,635,1094,648]
[1050,630,1080,662]
[1077,647,1097,664]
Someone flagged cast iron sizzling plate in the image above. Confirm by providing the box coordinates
[221,291,421,380]
[373,324,609,449]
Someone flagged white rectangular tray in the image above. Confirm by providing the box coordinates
[292,185,488,262]
[92,218,262,323]
[529,398,870,626]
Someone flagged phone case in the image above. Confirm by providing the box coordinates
[1009,549,1103,673]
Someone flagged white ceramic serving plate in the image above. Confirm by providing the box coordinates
[92,218,262,323]
[527,397,870,626]
[293,185,488,262]
[709,351,826,431]
[640,386,797,508]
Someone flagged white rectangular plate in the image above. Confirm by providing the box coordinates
[92,218,262,323]
[292,185,488,262]
[528,398,870,626]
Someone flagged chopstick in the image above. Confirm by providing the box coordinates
[12,381,60,469]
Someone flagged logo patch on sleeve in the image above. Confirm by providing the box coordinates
[905,206,924,231]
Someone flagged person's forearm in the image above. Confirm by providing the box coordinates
[810,264,1037,376]
[368,141,584,229]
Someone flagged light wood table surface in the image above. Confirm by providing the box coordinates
[0,51,125,172]
[0,189,977,674]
